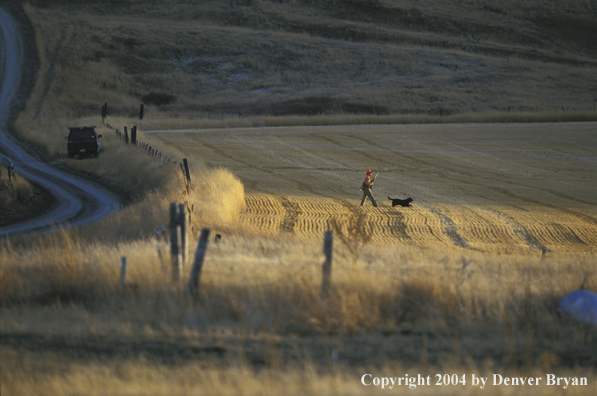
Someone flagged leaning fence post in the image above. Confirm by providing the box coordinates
[321,231,333,298]
[119,256,127,286]
[188,229,210,294]
[170,203,180,283]
[182,158,191,193]
[183,158,191,183]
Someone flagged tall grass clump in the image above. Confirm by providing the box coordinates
[186,168,246,232]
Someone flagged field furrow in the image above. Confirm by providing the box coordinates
[155,122,596,254]
[238,192,597,254]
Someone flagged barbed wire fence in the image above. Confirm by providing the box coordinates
[102,103,190,184]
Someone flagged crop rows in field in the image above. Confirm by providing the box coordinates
[240,193,597,254]
[151,122,597,254]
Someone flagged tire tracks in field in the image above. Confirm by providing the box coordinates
[338,198,414,242]
[222,127,596,251]
[344,132,597,251]
[247,192,438,246]
[425,206,470,249]
[489,186,597,234]
[485,208,547,253]
[241,192,596,252]
[315,133,477,247]
[278,195,301,233]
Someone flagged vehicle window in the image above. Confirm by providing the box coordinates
[70,130,96,140]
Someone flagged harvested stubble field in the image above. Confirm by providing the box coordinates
[2,0,597,395]
[149,121,597,254]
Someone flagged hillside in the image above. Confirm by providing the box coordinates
[22,0,597,123]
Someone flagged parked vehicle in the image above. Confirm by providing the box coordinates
[65,126,102,158]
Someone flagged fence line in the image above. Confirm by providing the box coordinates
[107,123,188,175]
[104,116,193,194]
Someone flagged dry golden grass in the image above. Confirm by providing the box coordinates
[0,174,33,210]
[2,227,595,334]
[1,228,596,394]
[3,1,596,394]
[4,345,593,396]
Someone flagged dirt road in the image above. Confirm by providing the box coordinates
[0,6,120,237]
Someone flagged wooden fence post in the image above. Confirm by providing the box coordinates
[139,104,144,120]
[131,126,137,145]
[188,229,210,294]
[182,158,191,193]
[179,203,187,265]
[119,256,127,286]
[124,126,129,144]
[321,231,333,298]
[183,158,191,182]
[170,203,180,283]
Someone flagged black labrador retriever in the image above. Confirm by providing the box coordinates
[388,196,414,208]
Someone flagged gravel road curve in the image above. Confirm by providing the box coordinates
[0,6,121,237]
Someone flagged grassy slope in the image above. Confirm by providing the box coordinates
[19,0,597,126]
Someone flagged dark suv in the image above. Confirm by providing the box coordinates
[66,126,102,158]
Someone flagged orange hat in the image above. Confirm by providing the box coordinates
[366,169,372,174]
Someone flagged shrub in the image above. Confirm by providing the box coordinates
[141,92,176,107]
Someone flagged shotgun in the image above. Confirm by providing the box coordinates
[371,173,378,187]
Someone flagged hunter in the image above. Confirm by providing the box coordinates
[360,169,378,207]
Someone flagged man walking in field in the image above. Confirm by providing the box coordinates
[360,169,378,207]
